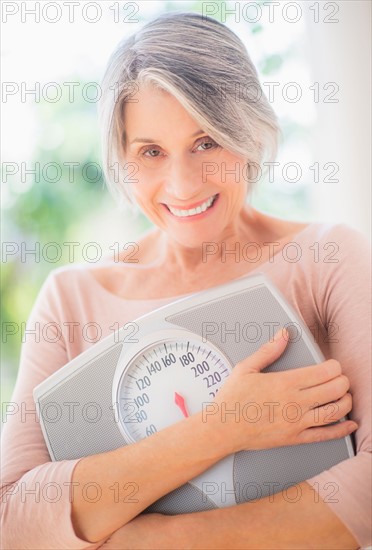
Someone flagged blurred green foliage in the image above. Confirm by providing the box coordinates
[1,86,100,401]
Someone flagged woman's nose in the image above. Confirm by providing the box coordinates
[163,157,204,201]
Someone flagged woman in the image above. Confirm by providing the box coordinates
[1,12,370,550]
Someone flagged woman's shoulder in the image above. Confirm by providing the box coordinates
[37,263,94,305]
[43,230,162,301]
[251,213,370,285]
[293,221,371,288]
[295,220,371,255]
[263,212,369,249]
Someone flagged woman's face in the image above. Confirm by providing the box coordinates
[123,83,248,248]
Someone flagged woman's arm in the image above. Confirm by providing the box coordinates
[1,272,104,550]
[99,480,359,549]
[303,224,372,548]
[184,480,359,549]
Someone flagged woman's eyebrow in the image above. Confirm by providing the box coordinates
[129,129,205,145]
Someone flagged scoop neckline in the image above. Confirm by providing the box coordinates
[82,222,315,303]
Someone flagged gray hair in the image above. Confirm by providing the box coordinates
[98,11,280,209]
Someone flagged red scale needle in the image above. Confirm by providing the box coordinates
[174,392,190,418]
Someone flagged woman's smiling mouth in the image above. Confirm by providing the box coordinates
[164,194,219,219]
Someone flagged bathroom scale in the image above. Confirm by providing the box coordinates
[33,271,355,514]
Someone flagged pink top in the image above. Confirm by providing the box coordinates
[1,222,371,549]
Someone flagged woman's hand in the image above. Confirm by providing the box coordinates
[208,328,358,455]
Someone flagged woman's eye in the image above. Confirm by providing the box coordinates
[196,138,219,151]
[142,147,162,158]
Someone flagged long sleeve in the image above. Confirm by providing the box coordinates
[305,224,372,549]
[0,271,106,550]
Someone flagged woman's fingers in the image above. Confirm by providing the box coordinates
[296,417,358,446]
[303,374,350,409]
[235,328,289,374]
[283,359,342,390]
[302,392,353,428]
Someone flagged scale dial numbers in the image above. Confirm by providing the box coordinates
[116,338,232,443]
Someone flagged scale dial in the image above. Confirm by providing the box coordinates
[114,331,233,443]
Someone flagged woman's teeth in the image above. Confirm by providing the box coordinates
[167,195,217,218]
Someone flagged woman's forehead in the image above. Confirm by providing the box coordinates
[124,85,200,139]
